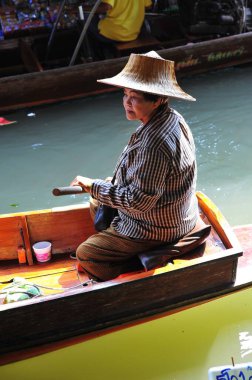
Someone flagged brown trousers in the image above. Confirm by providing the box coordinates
[77,199,206,281]
[76,199,164,281]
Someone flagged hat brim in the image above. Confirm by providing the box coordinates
[98,77,196,101]
[97,51,196,101]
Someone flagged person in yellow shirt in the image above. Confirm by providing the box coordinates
[99,0,153,42]
[84,0,152,59]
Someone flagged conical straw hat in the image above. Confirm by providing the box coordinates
[98,51,195,101]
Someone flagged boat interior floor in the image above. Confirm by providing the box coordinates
[0,254,82,296]
[0,223,252,300]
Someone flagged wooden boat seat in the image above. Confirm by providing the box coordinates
[138,224,211,271]
[114,35,162,57]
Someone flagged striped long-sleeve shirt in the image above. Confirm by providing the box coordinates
[90,103,198,242]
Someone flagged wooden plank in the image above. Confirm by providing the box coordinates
[0,216,22,261]
[27,206,95,254]
[0,205,94,262]
[0,268,78,293]
[30,270,81,294]
[197,192,242,249]
[19,39,43,73]
[233,224,252,286]
[20,215,33,265]
[0,256,76,284]
[115,36,161,52]
[0,38,19,50]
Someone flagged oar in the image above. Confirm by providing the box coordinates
[52,186,86,196]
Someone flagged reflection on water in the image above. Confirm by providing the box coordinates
[1,65,252,225]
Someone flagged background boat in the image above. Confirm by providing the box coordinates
[1,0,252,113]
[1,31,252,114]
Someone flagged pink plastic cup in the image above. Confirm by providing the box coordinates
[33,241,52,263]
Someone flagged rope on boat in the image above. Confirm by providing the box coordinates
[27,279,97,291]
[0,278,96,291]
[0,290,41,297]
[0,276,97,304]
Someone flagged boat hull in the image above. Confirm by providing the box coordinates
[1,32,252,113]
[0,250,239,355]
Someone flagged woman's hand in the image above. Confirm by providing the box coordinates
[70,175,94,193]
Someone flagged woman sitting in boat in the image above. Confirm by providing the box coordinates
[70,50,203,282]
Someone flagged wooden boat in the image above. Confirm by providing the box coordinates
[1,190,252,364]
[1,31,252,114]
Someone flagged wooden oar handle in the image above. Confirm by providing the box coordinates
[52,186,85,196]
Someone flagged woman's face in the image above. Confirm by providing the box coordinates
[123,88,161,124]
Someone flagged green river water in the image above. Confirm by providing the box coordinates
[1,64,252,226]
